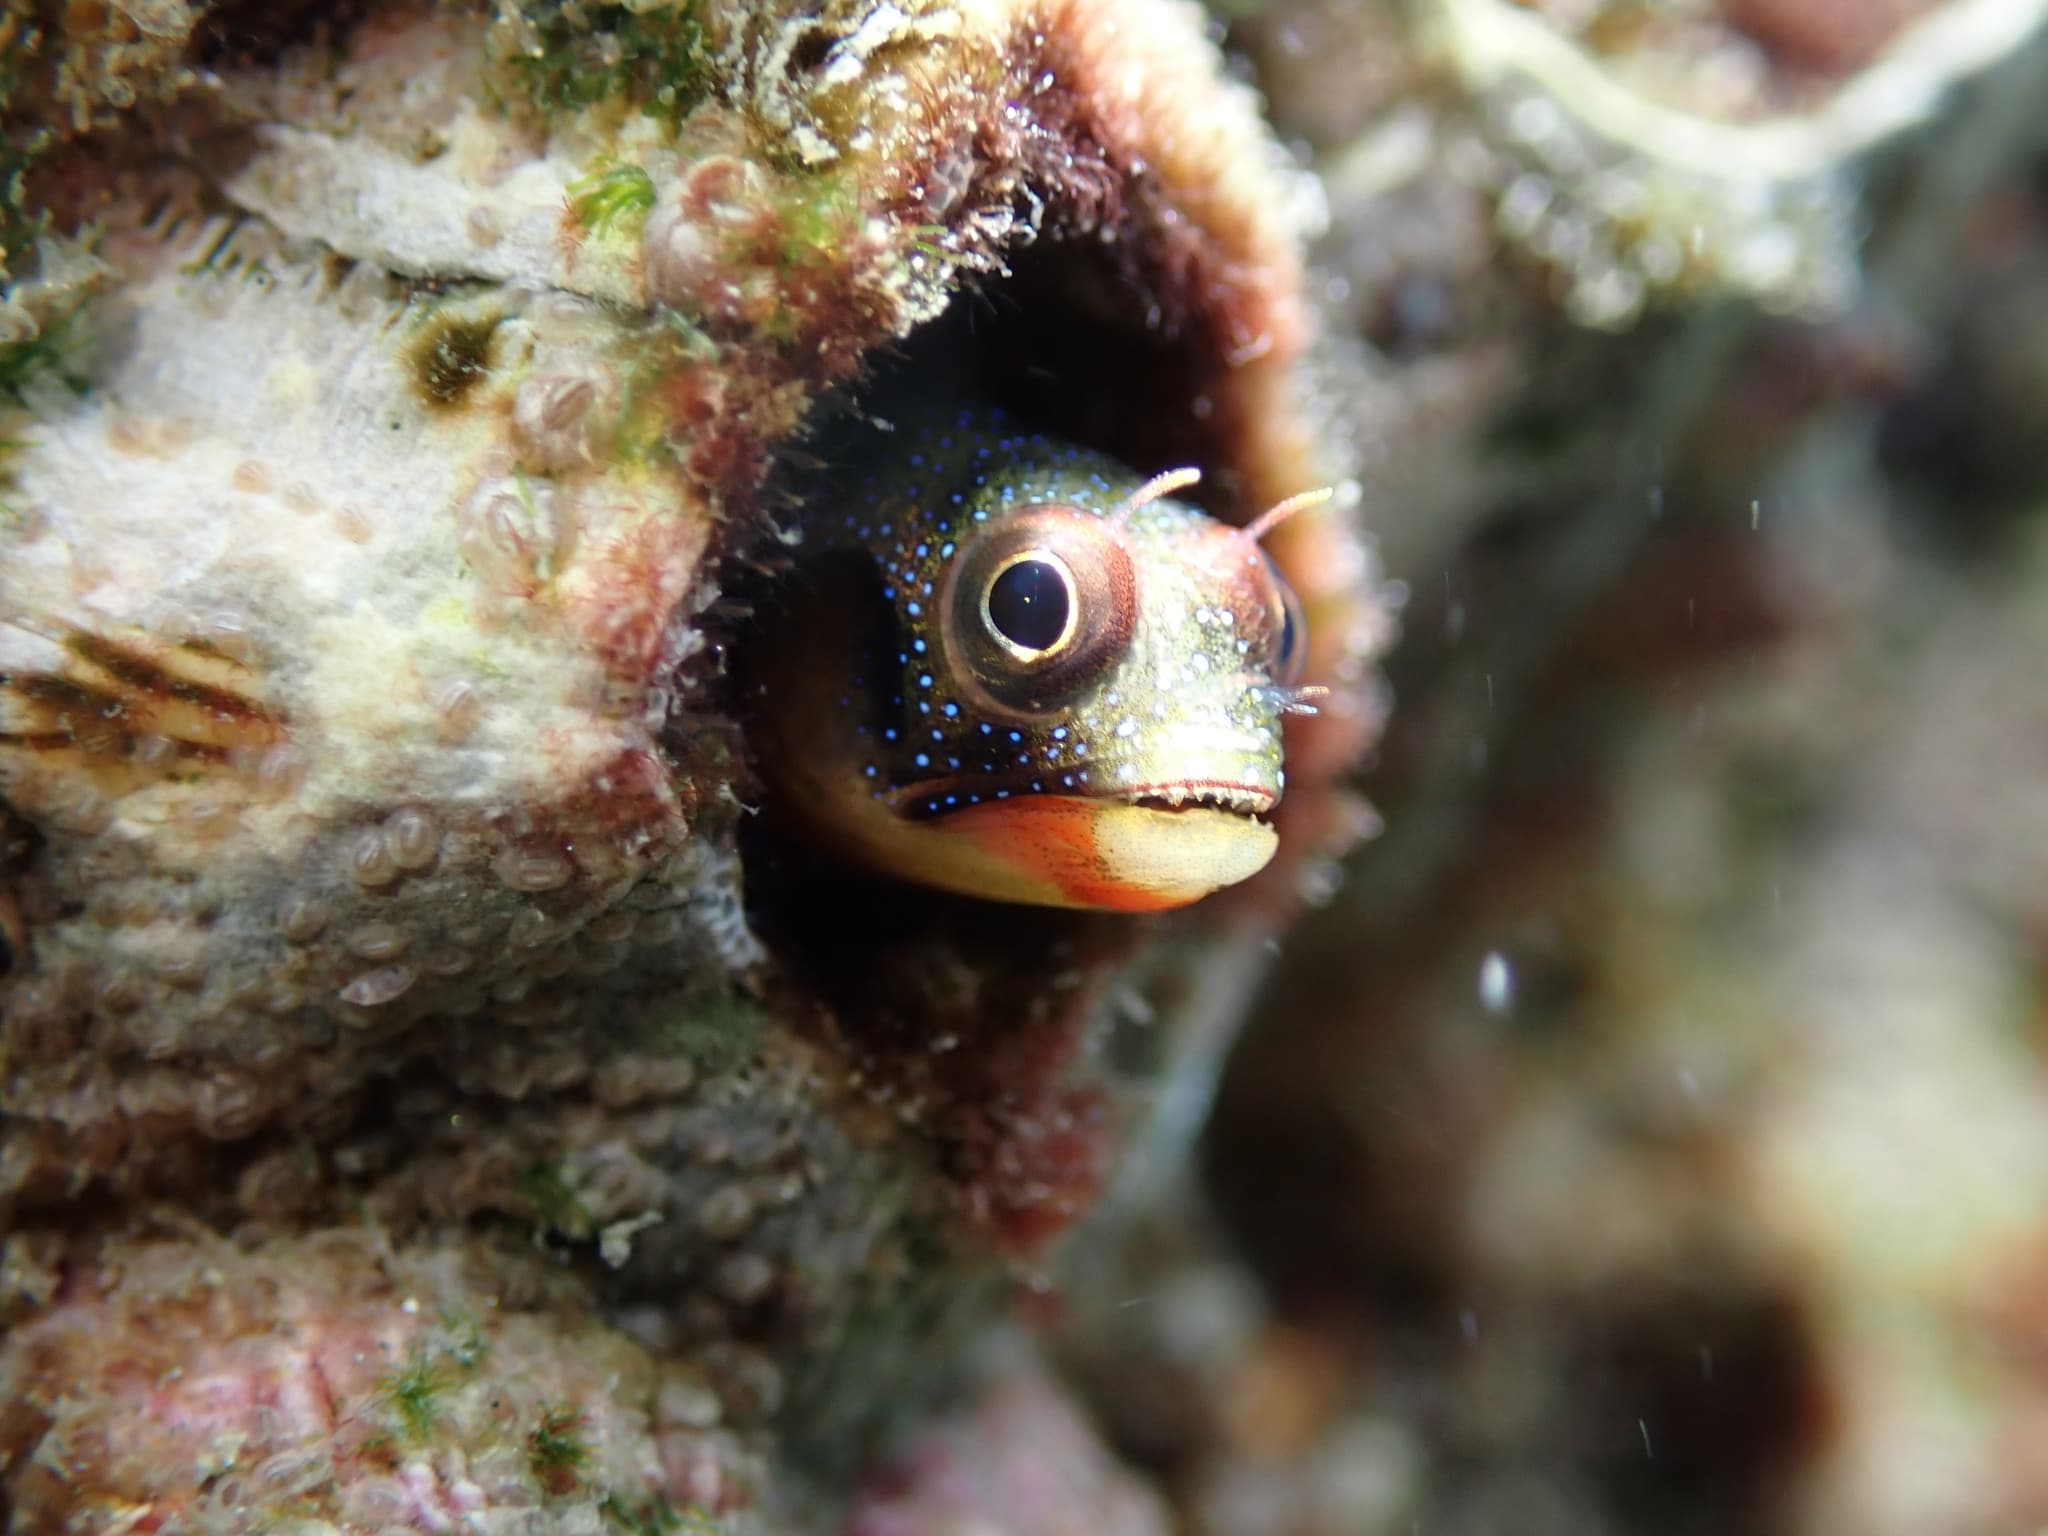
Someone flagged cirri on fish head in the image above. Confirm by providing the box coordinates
[743,409,1317,912]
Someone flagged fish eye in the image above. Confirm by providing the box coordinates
[941,506,1137,720]
[1261,552,1309,688]
[983,553,1077,658]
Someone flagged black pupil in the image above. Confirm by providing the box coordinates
[987,559,1071,653]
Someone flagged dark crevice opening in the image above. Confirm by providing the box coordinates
[718,229,1230,1239]
[723,215,1272,832]
[786,235,1263,528]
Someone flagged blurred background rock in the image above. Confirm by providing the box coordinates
[1178,2,2048,1534]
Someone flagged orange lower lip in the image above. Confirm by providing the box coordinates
[939,795,1279,911]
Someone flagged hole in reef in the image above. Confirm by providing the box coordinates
[718,234,1226,1095]
[794,238,1259,526]
[195,0,378,68]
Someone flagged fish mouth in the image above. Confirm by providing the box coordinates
[1123,781,1277,817]
[891,773,1277,822]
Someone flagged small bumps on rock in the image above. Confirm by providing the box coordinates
[276,892,326,942]
[344,807,446,890]
[641,156,777,325]
[459,474,575,593]
[0,1232,763,1531]
[383,805,441,872]
[345,825,399,888]
[236,740,309,797]
[495,843,575,893]
[345,921,409,961]
[511,359,618,470]
[337,962,417,1010]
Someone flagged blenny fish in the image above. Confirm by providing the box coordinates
[743,410,1321,912]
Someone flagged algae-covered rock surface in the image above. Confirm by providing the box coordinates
[0,0,1387,1528]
